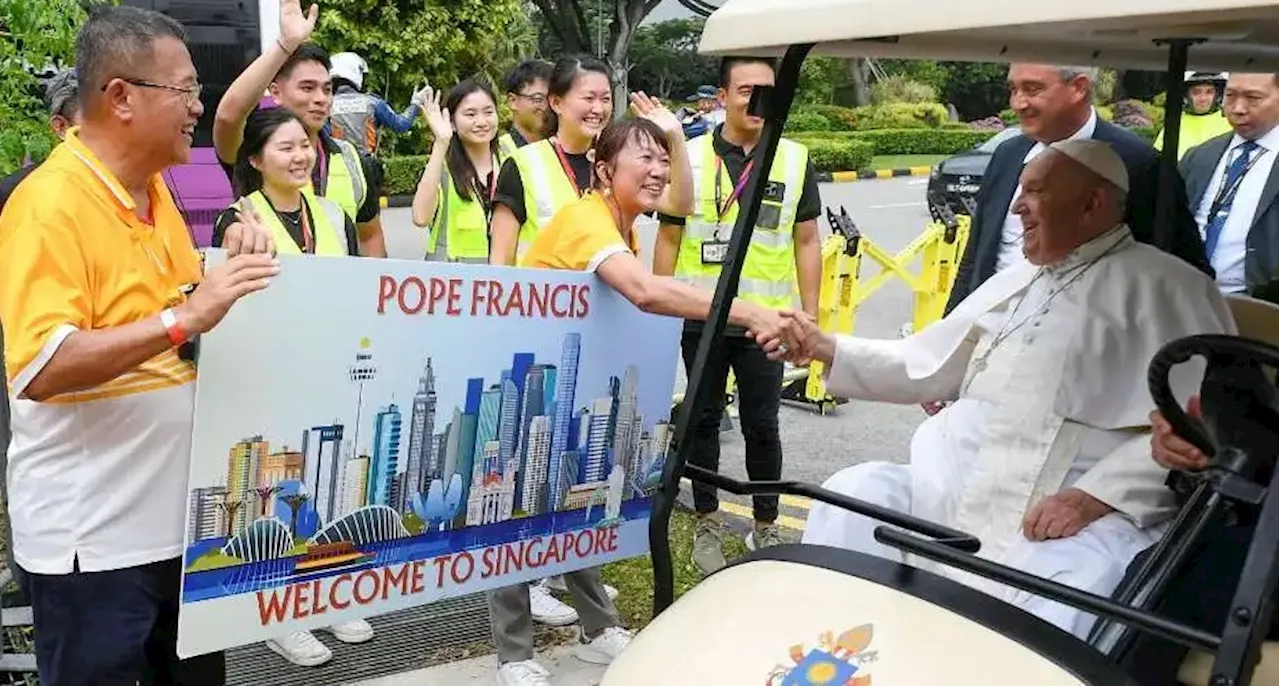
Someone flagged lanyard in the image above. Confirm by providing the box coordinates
[1208,144,1263,219]
[298,201,315,253]
[551,138,590,197]
[475,156,499,223]
[714,156,755,222]
[314,142,329,196]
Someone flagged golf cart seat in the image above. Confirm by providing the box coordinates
[603,544,1139,685]
[1171,294,1278,686]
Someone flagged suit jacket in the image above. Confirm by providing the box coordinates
[945,120,1212,313]
[1179,131,1279,294]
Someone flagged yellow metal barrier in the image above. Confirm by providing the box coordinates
[778,204,971,412]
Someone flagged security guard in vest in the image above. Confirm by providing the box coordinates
[1153,72,1234,159]
[411,79,505,263]
[497,60,552,159]
[216,108,357,257]
[654,56,823,576]
[213,2,386,257]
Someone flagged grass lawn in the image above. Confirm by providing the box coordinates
[601,507,750,630]
[870,153,949,171]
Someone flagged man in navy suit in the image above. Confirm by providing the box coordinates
[946,64,1212,315]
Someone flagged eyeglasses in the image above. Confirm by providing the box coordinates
[105,78,203,106]
[517,92,547,106]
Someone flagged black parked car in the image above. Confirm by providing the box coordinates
[926,126,1023,216]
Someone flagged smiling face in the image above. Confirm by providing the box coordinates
[551,70,612,141]
[598,126,671,215]
[270,58,333,134]
[1007,64,1092,143]
[720,61,774,135]
[251,118,316,191]
[1011,151,1118,265]
[126,35,204,167]
[453,90,499,146]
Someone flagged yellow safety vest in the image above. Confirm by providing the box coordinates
[303,136,368,221]
[673,134,808,310]
[497,133,519,160]
[427,161,502,263]
[243,191,349,257]
[1154,111,1234,160]
[510,139,580,260]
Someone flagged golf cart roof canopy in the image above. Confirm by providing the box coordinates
[698,0,1278,72]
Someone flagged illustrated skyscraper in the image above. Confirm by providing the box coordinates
[369,404,402,507]
[547,334,581,511]
[348,338,378,459]
[402,360,437,511]
[514,363,549,511]
[302,423,345,525]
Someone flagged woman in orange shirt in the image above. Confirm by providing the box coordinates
[522,117,786,339]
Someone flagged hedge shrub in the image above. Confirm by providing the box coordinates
[853,103,949,130]
[804,138,875,174]
[383,155,428,196]
[798,104,859,131]
[784,112,832,133]
[792,128,993,156]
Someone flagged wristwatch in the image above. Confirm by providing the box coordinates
[159,308,189,348]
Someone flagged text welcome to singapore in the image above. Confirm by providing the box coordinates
[377,274,593,320]
[255,528,619,626]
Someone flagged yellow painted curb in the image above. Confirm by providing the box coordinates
[873,168,894,179]
[830,170,861,183]
[720,500,809,531]
[379,196,389,209]
[906,165,933,175]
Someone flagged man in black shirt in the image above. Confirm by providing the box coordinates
[0,68,80,603]
[653,56,824,575]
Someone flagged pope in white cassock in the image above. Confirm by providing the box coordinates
[772,139,1236,641]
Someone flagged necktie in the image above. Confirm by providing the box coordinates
[1203,139,1260,259]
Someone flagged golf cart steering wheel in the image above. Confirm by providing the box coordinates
[1148,333,1279,458]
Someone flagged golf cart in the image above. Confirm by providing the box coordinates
[608,0,1280,684]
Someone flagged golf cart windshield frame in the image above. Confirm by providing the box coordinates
[647,30,1276,686]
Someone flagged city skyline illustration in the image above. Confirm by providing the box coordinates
[186,332,674,556]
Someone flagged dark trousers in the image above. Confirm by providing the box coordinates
[1119,519,1278,686]
[25,557,225,686]
[680,331,784,523]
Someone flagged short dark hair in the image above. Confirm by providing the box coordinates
[276,44,331,82]
[592,118,670,191]
[718,56,777,88]
[75,5,187,108]
[503,59,553,95]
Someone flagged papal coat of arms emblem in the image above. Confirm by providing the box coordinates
[766,623,876,685]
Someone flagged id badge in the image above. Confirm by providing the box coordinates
[701,240,729,265]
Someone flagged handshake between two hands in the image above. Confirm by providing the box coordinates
[745,308,836,367]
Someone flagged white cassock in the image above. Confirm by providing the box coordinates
[803,224,1237,639]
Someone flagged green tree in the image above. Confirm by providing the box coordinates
[627,18,715,100]
[0,0,105,173]
[313,0,531,153]
[532,0,665,116]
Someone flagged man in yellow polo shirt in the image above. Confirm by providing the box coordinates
[0,7,276,684]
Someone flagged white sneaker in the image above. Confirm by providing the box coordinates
[543,575,620,601]
[265,631,333,667]
[575,626,632,665]
[529,581,579,626]
[322,618,375,644]
[496,659,552,686]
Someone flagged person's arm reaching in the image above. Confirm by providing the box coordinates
[792,160,823,318]
[595,251,782,336]
[213,0,318,163]
[372,97,420,134]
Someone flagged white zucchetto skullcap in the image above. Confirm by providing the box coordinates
[1048,139,1130,194]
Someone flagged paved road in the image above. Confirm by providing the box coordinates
[380,177,934,532]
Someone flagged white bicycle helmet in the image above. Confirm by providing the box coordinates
[330,52,369,91]
[1182,71,1228,113]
